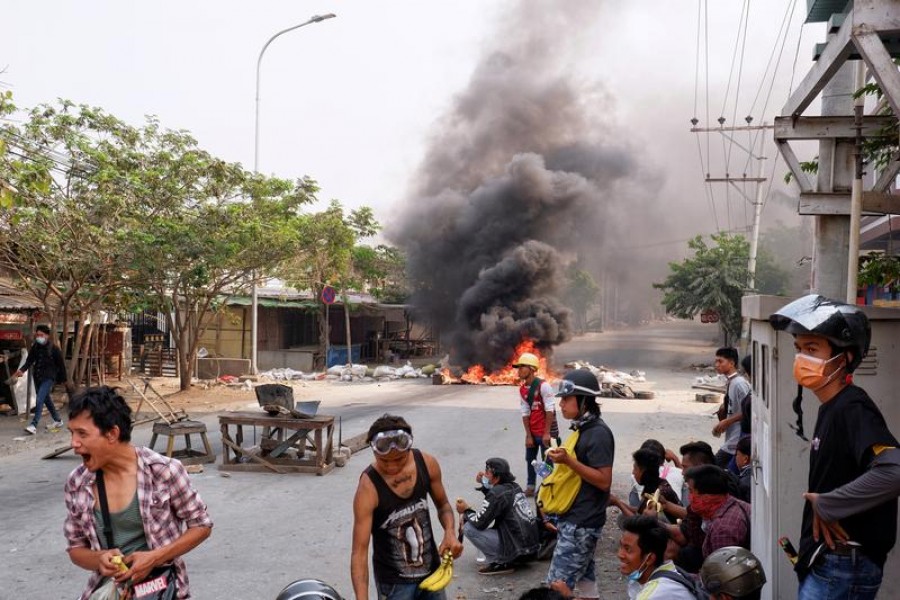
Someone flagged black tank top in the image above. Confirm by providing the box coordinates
[365,449,440,584]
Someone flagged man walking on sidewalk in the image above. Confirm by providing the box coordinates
[16,324,67,434]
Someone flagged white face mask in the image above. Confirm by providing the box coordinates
[481,476,492,490]
[35,336,48,345]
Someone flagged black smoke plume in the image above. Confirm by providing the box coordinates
[390,0,664,369]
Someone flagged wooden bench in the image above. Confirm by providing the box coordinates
[218,411,335,475]
[148,420,216,465]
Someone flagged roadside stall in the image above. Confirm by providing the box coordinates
[0,281,43,415]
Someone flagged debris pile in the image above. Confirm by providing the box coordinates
[259,362,437,383]
[563,361,654,399]
[693,374,727,387]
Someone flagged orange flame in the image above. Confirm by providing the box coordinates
[440,340,557,385]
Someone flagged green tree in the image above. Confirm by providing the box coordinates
[280,201,380,359]
[564,265,599,334]
[351,244,408,303]
[0,99,143,383]
[0,98,317,390]
[120,121,316,390]
[653,233,750,344]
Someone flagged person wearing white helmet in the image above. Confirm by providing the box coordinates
[700,546,766,599]
[770,294,900,600]
[513,351,558,497]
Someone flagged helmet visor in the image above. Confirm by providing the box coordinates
[370,429,413,455]
[555,379,599,398]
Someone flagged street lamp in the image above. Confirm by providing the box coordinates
[251,13,336,375]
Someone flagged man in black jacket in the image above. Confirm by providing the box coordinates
[15,324,66,434]
[456,457,540,575]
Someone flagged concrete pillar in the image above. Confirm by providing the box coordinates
[812,58,855,298]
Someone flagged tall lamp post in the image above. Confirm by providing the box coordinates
[251,13,336,374]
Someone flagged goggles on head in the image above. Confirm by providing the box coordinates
[555,379,598,398]
[370,429,413,455]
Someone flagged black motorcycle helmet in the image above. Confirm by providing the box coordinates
[769,294,871,372]
[275,579,344,600]
[700,546,767,597]
[555,368,601,417]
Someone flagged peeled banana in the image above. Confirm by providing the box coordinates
[418,550,454,592]
[111,555,128,573]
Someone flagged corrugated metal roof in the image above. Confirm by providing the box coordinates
[806,0,849,23]
[0,281,42,311]
[227,296,319,310]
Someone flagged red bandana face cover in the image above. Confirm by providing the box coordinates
[689,494,727,519]
[792,353,843,391]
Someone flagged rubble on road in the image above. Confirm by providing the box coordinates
[258,361,435,383]
[563,361,653,399]
[694,373,727,387]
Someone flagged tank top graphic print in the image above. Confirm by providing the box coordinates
[366,449,440,584]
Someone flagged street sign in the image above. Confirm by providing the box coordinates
[700,310,720,324]
[321,285,337,305]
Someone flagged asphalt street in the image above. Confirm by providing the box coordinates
[0,319,720,599]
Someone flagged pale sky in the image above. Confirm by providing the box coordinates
[2,1,824,239]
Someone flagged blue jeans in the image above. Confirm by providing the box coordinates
[525,434,547,487]
[30,378,60,427]
[798,552,883,600]
[545,520,601,596]
[376,581,446,600]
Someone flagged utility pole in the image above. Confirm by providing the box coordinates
[690,122,773,288]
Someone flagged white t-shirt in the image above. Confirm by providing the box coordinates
[518,380,556,416]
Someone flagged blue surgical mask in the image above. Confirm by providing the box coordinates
[481,476,492,490]
[35,336,48,345]
[627,555,652,582]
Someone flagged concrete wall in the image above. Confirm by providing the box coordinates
[197,357,251,379]
[258,349,316,372]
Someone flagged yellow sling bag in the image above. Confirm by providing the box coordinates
[536,430,582,514]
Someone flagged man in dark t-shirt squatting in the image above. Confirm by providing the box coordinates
[771,294,900,600]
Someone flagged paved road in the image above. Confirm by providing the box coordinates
[0,319,720,599]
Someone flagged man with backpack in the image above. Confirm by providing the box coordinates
[617,515,699,599]
[514,352,559,496]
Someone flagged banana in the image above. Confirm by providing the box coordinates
[111,555,128,573]
[418,550,454,591]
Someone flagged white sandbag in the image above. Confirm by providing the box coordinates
[349,364,368,377]
[373,365,397,378]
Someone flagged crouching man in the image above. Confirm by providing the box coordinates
[456,457,540,575]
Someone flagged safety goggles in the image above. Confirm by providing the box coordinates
[555,379,599,398]
[370,429,414,455]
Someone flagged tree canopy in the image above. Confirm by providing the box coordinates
[653,233,751,343]
[0,98,320,388]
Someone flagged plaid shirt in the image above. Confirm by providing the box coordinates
[64,446,213,600]
[701,495,750,558]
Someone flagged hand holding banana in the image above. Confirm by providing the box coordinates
[418,550,454,592]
